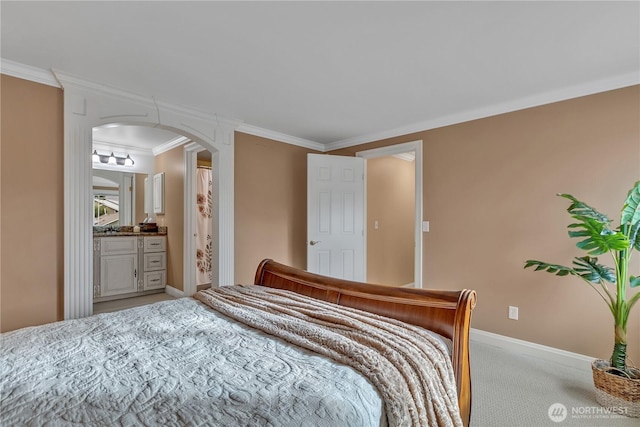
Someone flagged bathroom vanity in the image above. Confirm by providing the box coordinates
[93,229,167,302]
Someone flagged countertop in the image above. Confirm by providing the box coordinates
[93,232,167,237]
[93,225,167,237]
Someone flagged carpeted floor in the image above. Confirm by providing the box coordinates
[470,341,638,427]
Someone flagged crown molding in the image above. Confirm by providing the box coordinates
[6,58,638,153]
[0,58,60,87]
[325,72,640,151]
[236,123,325,152]
[153,135,192,156]
[51,69,243,131]
[53,68,157,108]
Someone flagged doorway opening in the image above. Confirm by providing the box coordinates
[59,72,237,319]
[357,140,423,288]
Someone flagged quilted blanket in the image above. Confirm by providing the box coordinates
[1,296,384,426]
[194,285,462,427]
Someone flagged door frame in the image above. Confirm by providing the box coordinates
[356,140,423,288]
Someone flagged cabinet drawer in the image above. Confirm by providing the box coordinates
[101,237,137,255]
[144,271,166,290]
[144,236,166,252]
[143,252,166,271]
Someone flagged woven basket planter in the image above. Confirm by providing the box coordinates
[592,359,640,418]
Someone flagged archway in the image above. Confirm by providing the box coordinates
[55,71,239,319]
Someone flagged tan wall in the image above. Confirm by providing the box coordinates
[2,74,638,363]
[367,156,415,286]
[234,132,318,285]
[1,75,64,332]
[331,86,640,361]
[155,147,184,291]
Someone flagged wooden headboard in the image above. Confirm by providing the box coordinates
[254,259,477,427]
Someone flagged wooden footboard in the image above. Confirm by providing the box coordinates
[254,259,477,427]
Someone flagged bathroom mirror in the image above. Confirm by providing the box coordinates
[92,170,146,226]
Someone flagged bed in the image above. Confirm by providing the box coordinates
[1,259,476,427]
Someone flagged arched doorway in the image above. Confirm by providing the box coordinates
[56,71,239,319]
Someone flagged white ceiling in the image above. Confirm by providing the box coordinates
[93,124,183,152]
[2,1,638,150]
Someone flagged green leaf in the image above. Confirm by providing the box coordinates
[629,221,640,252]
[524,260,577,277]
[567,218,629,255]
[572,256,615,283]
[630,276,640,288]
[628,291,640,311]
[559,194,611,224]
[621,181,640,227]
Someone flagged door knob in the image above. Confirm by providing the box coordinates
[309,240,321,246]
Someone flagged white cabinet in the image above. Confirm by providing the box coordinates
[153,172,165,214]
[93,234,167,301]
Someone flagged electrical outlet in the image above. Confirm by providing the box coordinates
[508,306,519,320]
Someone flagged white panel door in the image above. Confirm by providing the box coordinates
[307,154,365,281]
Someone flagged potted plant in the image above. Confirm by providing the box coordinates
[524,181,640,417]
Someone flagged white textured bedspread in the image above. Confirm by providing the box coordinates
[1,296,384,426]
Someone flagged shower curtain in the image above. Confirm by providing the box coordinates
[196,167,213,286]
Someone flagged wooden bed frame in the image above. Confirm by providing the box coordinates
[254,259,477,427]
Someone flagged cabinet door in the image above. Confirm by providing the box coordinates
[100,254,138,297]
[153,172,165,214]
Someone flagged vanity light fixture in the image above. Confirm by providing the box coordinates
[92,150,135,167]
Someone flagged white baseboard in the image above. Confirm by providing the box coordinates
[165,285,185,299]
[470,328,596,369]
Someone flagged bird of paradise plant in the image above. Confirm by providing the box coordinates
[525,181,640,377]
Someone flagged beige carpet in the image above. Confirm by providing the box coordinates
[470,341,638,427]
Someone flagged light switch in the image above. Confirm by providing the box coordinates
[374,220,379,230]
[422,221,430,232]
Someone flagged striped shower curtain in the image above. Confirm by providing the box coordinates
[196,167,213,286]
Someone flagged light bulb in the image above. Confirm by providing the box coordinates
[108,152,117,165]
[124,155,134,167]
[92,150,100,163]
